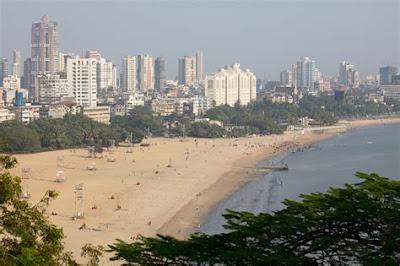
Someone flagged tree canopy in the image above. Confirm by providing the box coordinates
[0,113,140,153]
[109,172,400,265]
[0,155,74,265]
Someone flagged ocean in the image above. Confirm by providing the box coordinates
[201,123,400,234]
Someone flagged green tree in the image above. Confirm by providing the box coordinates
[109,172,400,265]
[0,122,41,152]
[0,155,74,265]
[188,122,226,138]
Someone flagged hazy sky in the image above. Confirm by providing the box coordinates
[1,0,399,79]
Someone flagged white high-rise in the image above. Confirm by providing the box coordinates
[66,57,97,107]
[12,49,21,77]
[205,63,257,107]
[137,55,154,91]
[121,56,137,94]
[295,57,319,89]
[97,58,117,93]
[58,52,75,73]
[339,61,360,88]
[84,50,117,93]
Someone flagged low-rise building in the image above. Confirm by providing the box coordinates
[1,88,29,106]
[2,75,20,91]
[262,86,302,104]
[151,98,187,116]
[365,90,384,103]
[14,103,41,124]
[380,85,400,101]
[40,104,78,119]
[192,96,212,117]
[80,105,110,124]
[0,108,15,123]
[110,104,126,117]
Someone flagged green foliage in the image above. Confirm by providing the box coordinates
[111,106,165,137]
[0,156,74,265]
[0,122,41,152]
[188,122,226,138]
[299,95,392,121]
[81,244,104,266]
[204,95,394,135]
[0,113,131,153]
[205,101,292,135]
[109,173,400,265]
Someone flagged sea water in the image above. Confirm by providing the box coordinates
[201,123,400,234]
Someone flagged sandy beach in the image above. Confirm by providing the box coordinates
[9,117,400,261]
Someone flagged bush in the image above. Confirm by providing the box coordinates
[188,122,226,138]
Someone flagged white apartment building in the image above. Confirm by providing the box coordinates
[97,58,117,92]
[66,58,97,107]
[2,75,21,90]
[137,55,154,91]
[121,56,137,94]
[192,96,211,117]
[12,49,21,77]
[37,73,71,105]
[205,63,257,107]
[14,103,41,124]
[58,52,75,73]
[80,105,110,124]
[0,108,15,123]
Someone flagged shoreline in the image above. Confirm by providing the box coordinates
[8,117,400,262]
[158,117,400,238]
[157,131,336,238]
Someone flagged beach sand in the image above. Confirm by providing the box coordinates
[9,117,400,262]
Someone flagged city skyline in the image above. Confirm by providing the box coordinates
[1,0,399,80]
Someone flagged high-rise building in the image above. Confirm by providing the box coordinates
[154,57,166,91]
[178,55,196,86]
[392,75,400,85]
[137,55,154,91]
[205,63,257,107]
[58,52,75,73]
[0,58,8,86]
[380,65,398,85]
[195,51,204,81]
[31,15,59,99]
[291,63,297,88]
[295,57,319,89]
[96,58,117,93]
[84,51,117,94]
[31,15,59,75]
[12,49,21,77]
[121,56,137,94]
[280,70,292,86]
[22,58,32,89]
[66,58,97,107]
[339,61,359,88]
